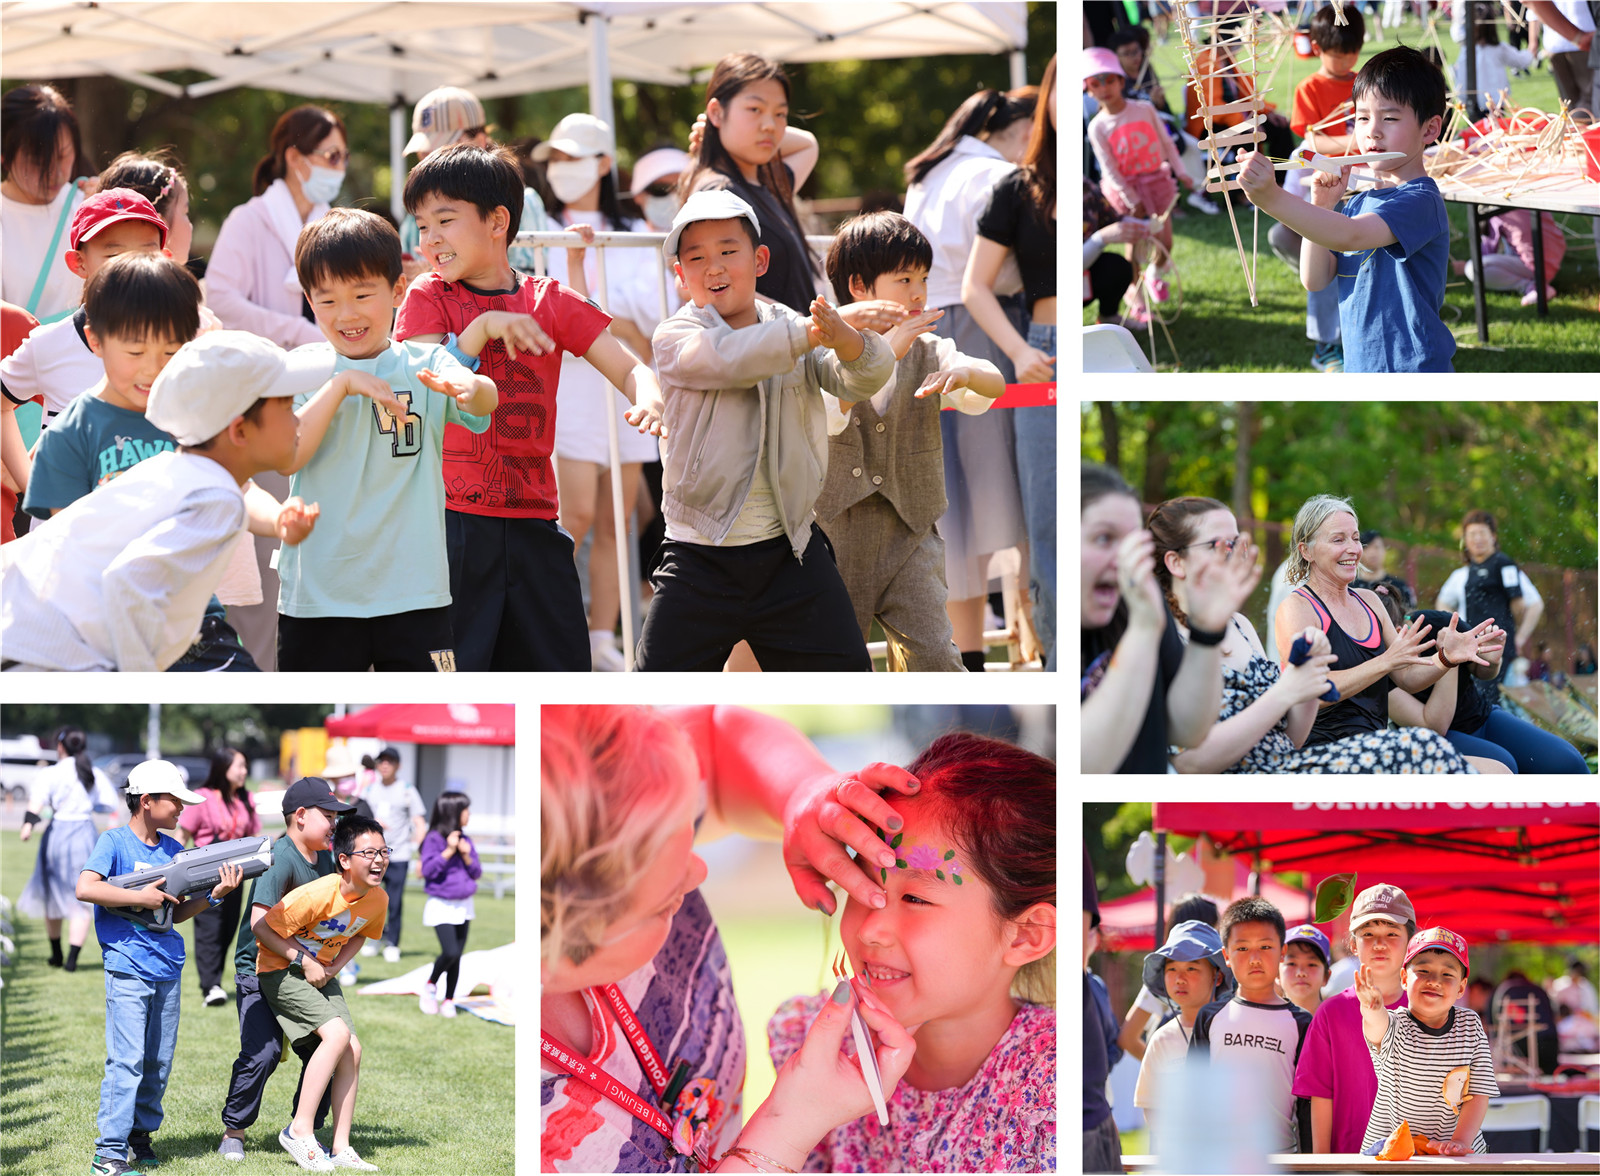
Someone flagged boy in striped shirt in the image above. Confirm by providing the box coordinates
[1355,927,1497,1155]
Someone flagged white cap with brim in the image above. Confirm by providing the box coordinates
[662,189,761,260]
[147,331,336,447]
[530,112,615,161]
[125,759,206,805]
[628,147,693,196]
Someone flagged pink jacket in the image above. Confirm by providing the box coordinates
[179,787,261,846]
[206,190,326,349]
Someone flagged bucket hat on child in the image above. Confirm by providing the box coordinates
[1142,920,1234,1002]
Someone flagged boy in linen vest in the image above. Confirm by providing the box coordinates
[817,212,1003,671]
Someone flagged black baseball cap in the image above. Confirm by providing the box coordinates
[281,777,357,815]
[375,747,402,764]
[1359,529,1382,545]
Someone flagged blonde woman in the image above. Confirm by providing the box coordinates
[542,705,920,1173]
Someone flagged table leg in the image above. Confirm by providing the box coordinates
[1466,202,1488,343]
[1531,208,1547,316]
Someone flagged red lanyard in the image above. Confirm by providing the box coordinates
[541,984,709,1167]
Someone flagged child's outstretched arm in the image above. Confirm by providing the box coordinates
[582,331,666,437]
[281,371,412,475]
[805,297,894,405]
[457,310,555,363]
[653,310,805,392]
[243,482,320,545]
[1353,963,1390,1047]
[1,398,29,495]
[1236,150,1398,261]
[417,366,498,419]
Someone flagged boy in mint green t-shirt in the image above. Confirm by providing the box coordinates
[276,207,499,671]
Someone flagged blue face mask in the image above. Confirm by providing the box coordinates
[301,162,344,206]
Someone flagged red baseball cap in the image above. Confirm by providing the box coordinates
[1404,926,1470,976]
[69,188,168,251]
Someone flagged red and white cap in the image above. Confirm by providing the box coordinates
[1404,926,1470,976]
[69,188,169,251]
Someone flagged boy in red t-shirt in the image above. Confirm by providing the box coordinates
[1273,3,1365,372]
[394,144,662,671]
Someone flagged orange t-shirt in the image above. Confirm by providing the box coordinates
[258,872,387,974]
[1292,71,1356,139]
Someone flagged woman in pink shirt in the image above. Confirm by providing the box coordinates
[180,746,261,1007]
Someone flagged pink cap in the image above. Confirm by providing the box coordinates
[1083,47,1127,85]
[1404,927,1470,977]
[70,188,168,251]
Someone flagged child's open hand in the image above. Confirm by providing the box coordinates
[884,307,945,360]
[211,863,243,901]
[1353,963,1385,1012]
[276,497,320,545]
[1434,1140,1473,1157]
[340,370,411,422]
[1235,149,1277,206]
[417,367,480,408]
[479,310,554,361]
[625,397,667,438]
[805,296,861,354]
[914,366,975,400]
[837,300,910,336]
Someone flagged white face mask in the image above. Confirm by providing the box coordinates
[547,158,601,206]
[301,162,344,205]
[642,192,682,229]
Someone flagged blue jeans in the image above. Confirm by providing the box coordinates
[1448,707,1591,774]
[98,970,181,1155]
[1013,321,1056,669]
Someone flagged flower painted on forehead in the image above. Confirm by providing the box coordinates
[876,825,963,885]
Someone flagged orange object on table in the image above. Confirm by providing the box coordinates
[1377,1120,1415,1161]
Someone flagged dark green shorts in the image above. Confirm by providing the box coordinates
[259,968,354,1045]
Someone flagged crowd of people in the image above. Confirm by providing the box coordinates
[1082,2,1598,373]
[0,49,1057,673]
[16,736,484,1174]
[1086,873,1598,1170]
[1080,461,1592,773]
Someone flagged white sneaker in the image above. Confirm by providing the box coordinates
[328,1146,379,1170]
[419,986,438,1015]
[218,1136,246,1162]
[205,985,228,1006]
[589,631,626,672]
[279,1126,334,1172]
[439,999,457,1019]
[382,945,400,963]
[359,941,378,958]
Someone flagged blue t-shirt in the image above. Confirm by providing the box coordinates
[1335,178,1455,373]
[21,393,175,519]
[277,338,491,619]
[83,825,188,982]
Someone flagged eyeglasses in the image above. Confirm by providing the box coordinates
[1182,535,1244,554]
[308,146,349,167]
[348,847,391,861]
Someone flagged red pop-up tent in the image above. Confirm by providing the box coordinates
[1099,860,1315,953]
[324,704,514,746]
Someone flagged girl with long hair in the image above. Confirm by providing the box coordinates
[419,790,482,1017]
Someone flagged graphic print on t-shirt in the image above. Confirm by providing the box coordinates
[296,911,371,958]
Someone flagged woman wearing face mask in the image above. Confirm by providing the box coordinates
[207,104,348,349]
[537,113,664,672]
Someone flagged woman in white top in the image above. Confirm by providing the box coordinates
[537,113,662,672]
[1,84,90,324]
[206,105,348,349]
[902,90,1034,670]
[18,726,120,971]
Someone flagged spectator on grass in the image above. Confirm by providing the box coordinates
[1083,179,1149,328]
[1453,208,1567,308]
[180,746,261,1007]
[1573,643,1597,675]
[1,84,91,322]
[904,87,1033,672]
[1351,528,1415,608]
[1492,969,1560,1074]
[1436,508,1543,695]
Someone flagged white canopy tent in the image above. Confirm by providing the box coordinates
[2,1,1028,217]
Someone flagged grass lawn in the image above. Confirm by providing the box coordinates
[1087,12,1600,371]
[0,833,514,1175]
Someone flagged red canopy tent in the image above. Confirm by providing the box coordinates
[324,704,514,746]
[1151,802,1600,945]
[1099,860,1314,953]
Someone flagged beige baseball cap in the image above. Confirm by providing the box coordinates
[405,86,488,155]
[1349,883,1416,932]
[125,760,206,805]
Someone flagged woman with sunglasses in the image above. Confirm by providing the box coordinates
[207,105,349,349]
[1151,494,1477,773]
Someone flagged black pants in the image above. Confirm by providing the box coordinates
[428,921,471,1000]
[221,973,331,1132]
[191,886,243,993]
[446,511,589,671]
[636,525,871,672]
[277,607,456,672]
[169,613,261,672]
[380,859,407,948]
[1087,252,1134,319]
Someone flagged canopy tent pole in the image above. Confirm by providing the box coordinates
[1009,48,1026,91]
[1154,830,1167,950]
[390,98,406,224]
[586,12,617,145]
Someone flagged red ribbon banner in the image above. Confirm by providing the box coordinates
[941,382,1055,410]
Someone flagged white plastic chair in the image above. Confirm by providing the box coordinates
[1083,324,1154,372]
[1481,1094,1550,1153]
[1580,1095,1599,1152]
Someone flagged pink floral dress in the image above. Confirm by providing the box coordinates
[766,996,1054,1172]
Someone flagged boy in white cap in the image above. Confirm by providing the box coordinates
[636,189,893,671]
[0,330,371,671]
[76,760,245,1175]
[1356,926,1498,1156]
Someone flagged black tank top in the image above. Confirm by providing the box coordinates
[1296,585,1390,745]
